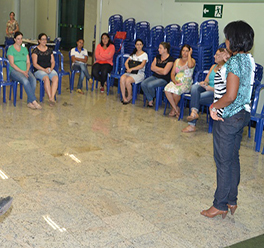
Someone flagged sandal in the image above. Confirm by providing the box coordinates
[187,110,199,121]
[76,89,84,95]
[181,125,196,133]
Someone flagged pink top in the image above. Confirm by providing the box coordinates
[94,44,115,66]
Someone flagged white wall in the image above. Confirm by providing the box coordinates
[84,0,97,51]
[96,0,264,112]
[20,0,35,39]
[0,0,19,44]
[35,0,58,40]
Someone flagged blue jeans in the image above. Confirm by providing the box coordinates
[213,109,250,211]
[141,76,167,102]
[72,62,91,89]
[189,84,214,126]
[10,70,36,103]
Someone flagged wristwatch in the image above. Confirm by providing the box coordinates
[210,104,217,112]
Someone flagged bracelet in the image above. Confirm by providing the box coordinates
[210,104,217,112]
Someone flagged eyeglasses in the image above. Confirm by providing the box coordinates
[40,38,47,41]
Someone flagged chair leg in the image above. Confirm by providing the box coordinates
[20,83,23,99]
[255,120,263,152]
[208,117,213,133]
[3,86,6,103]
[13,83,17,106]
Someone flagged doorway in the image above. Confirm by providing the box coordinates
[58,0,85,49]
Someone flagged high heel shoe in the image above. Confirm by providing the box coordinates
[227,204,237,215]
[200,206,228,219]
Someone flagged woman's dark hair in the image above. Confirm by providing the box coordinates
[130,39,144,56]
[14,31,23,39]
[9,12,15,16]
[77,38,84,42]
[100,33,113,47]
[179,44,191,58]
[160,42,170,54]
[224,20,254,52]
[38,33,47,40]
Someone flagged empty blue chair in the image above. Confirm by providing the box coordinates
[53,51,70,94]
[0,58,17,106]
[53,37,61,52]
[107,54,129,96]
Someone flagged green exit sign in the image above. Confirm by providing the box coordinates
[203,4,223,18]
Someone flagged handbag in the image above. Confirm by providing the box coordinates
[127,60,142,74]
[114,32,127,53]
[114,31,127,40]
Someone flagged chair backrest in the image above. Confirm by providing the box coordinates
[164,24,181,47]
[251,82,264,116]
[4,45,10,58]
[108,14,123,34]
[218,42,226,49]
[255,63,263,82]
[149,25,164,48]
[53,37,61,51]
[123,18,136,42]
[0,57,10,81]
[53,50,65,72]
[193,70,209,83]
[135,21,150,47]
[68,50,73,70]
[0,47,4,58]
[113,54,129,75]
[181,22,199,46]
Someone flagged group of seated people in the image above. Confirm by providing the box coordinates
[4,28,226,133]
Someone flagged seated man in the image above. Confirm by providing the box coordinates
[0,196,13,216]
[70,38,92,94]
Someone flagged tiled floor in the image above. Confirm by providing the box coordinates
[0,52,263,247]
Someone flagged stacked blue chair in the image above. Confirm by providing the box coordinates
[123,18,136,55]
[199,20,219,56]
[164,24,181,59]
[108,14,123,41]
[181,22,199,69]
[53,37,61,52]
[135,21,150,48]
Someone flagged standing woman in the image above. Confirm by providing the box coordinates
[7,31,41,110]
[5,12,19,46]
[92,33,115,93]
[120,39,148,104]
[201,21,255,218]
[32,33,58,106]
[141,42,174,107]
[164,44,196,118]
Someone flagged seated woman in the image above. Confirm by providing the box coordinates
[164,44,196,117]
[120,39,148,104]
[32,33,58,106]
[141,42,174,107]
[182,48,226,133]
[70,38,92,94]
[7,31,41,110]
[92,33,115,93]
[5,12,19,46]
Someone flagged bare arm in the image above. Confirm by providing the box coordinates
[72,55,88,63]
[151,58,174,75]
[187,48,195,68]
[170,60,178,84]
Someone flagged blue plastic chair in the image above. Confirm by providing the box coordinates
[135,21,150,47]
[107,54,129,96]
[123,18,136,42]
[164,24,181,59]
[53,37,61,52]
[108,14,123,39]
[181,22,199,47]
[0,58,17,106]
[53,51,70,94]
[68,51,88,92]
[248,83,264,152]
[149,25,164,48]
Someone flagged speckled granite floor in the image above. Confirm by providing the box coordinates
[0,52,263,248]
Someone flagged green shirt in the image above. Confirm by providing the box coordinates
[7,45,28,72]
